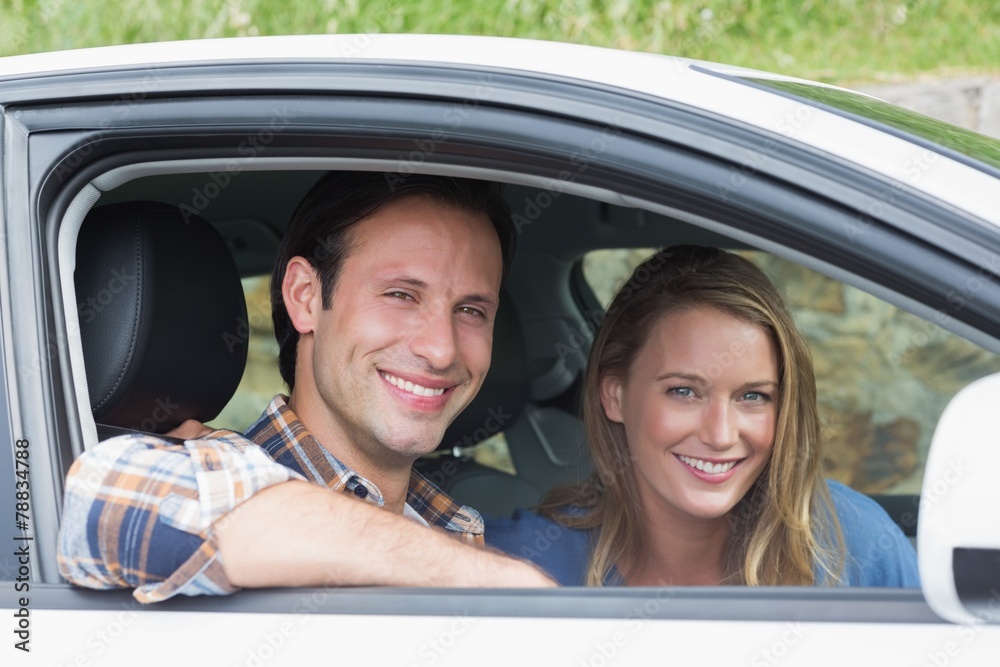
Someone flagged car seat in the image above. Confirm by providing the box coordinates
[74,200,249,442]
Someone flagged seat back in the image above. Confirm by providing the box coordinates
[75,201,248,439]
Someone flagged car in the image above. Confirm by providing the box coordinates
[1,33,999,665]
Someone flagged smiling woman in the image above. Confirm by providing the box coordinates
[486,246,920,588]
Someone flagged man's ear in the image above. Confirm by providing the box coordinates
[282,257,322,335]
[600,375,625,423]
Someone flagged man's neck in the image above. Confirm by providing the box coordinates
[287,391,414,516]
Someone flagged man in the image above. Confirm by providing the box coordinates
[58,171,554,602]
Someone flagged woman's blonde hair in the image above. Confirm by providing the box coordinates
[540,246,844,586]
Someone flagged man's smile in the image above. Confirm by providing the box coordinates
[379,370,451,398]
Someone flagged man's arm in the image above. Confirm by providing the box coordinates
[215,480,555,588]
[57,431,301,601]
[58,433,553,603]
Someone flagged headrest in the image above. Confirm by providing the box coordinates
[440,289,529,450]
[75,201,248,434]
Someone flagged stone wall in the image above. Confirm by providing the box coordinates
[854,77,1000,140]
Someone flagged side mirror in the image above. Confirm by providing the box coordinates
[919,372,1000,624]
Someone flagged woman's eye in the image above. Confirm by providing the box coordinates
[741,391,770,402]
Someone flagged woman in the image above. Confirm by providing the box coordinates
[486,246,919,587]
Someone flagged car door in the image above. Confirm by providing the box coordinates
[2,36,1000,666]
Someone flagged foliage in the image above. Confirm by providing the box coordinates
[1,0,998,82]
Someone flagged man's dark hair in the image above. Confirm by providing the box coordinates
[271,170,515,391]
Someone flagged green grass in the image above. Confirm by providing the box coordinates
[1,0,998,84]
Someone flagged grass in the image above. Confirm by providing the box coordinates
[0,0,998,84]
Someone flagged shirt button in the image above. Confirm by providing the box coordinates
[353,485,369,499]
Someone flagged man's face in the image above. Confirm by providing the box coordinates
[294,194,503,468]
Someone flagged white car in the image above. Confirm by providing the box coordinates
[1,34,999,665]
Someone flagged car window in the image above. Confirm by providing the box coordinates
[583,248,1000,498]
[209,275,283,430]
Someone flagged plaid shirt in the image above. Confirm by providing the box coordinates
[58,395,484,603]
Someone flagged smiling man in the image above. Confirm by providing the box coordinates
[58,171,555,601]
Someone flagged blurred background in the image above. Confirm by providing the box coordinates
[0,0,997,82]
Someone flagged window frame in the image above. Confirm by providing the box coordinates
[2,58,999,630]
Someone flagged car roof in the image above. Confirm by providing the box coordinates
[2,34,997,228]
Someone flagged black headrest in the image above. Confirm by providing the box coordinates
[75,201,248,434]
[439,290,529,450]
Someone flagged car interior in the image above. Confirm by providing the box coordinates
[64,165,1000,554]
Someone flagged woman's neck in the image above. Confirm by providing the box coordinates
[619,500,733,587]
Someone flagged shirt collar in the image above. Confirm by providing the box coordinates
[244,395,483,537]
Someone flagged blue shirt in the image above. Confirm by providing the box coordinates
[485,480,920,587]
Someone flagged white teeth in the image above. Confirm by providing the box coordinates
[678,455,737,475]
[382,372,446,397]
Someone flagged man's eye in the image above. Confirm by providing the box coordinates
[387,291,414,301]
[457,306,486,319]
[667,386,694,397]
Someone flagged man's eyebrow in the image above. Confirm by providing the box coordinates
[382,276,427,289]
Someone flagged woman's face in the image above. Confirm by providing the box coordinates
[601,306,779,525]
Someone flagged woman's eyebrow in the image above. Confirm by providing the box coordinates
[741,380,780,389]
[653,372,704,383]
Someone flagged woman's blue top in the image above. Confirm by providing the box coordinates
[485,480,920,587]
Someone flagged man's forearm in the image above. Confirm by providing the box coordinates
[214,481,557,588]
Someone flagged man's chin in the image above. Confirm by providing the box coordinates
[376,426,450,460]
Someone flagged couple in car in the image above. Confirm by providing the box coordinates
[58,171,916,601]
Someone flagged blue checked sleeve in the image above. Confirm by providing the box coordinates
[57,430,305,603]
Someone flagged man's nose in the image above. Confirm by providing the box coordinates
[699,399,739,449]
[409,308,459,370]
